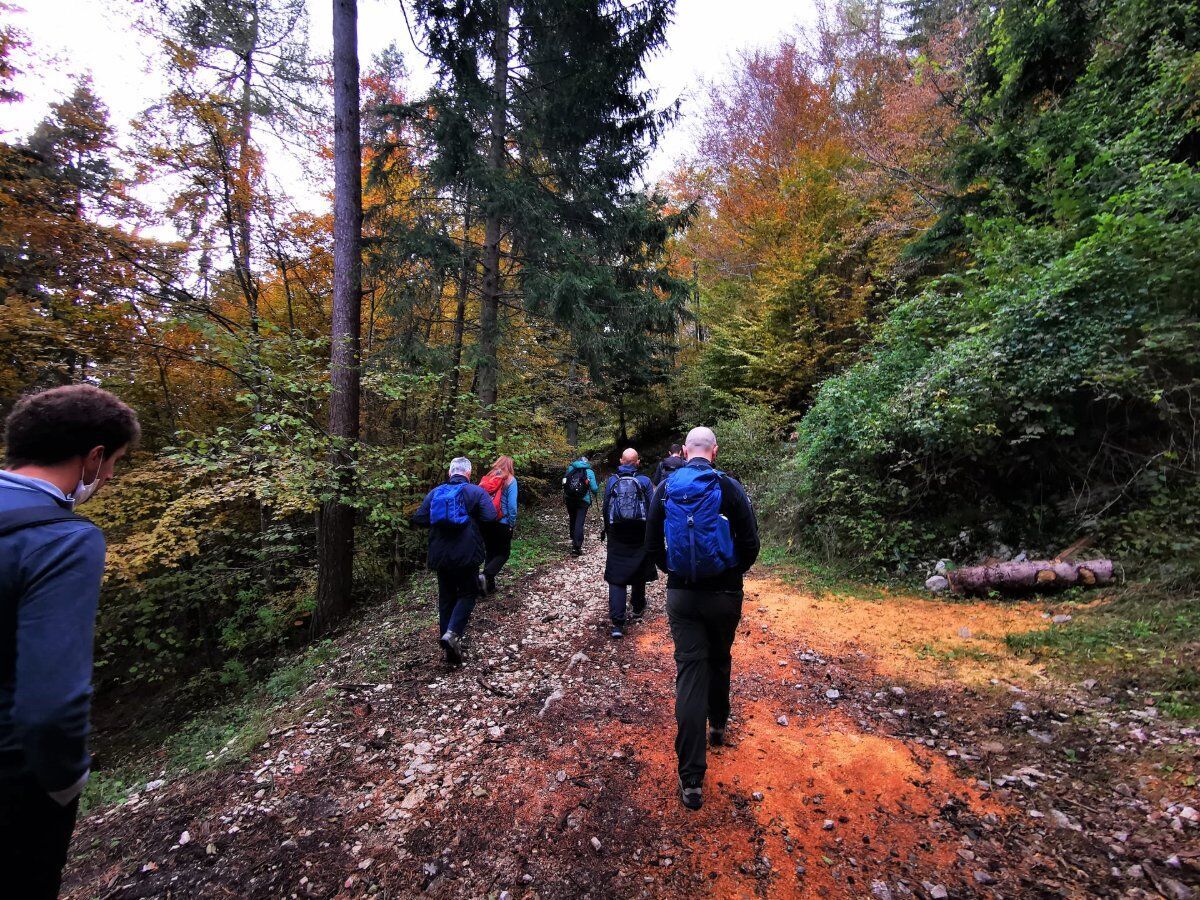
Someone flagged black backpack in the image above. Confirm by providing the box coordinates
[608,476,648,524]
[0,506,88,537]
[658,455,686,483]
[564,467,590,501]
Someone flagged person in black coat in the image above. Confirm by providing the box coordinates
[652,443,685,486]
[600,448,658,638]
[411,457,498,665]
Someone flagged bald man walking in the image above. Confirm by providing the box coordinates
[644,426,760,810]
[600,448,657,638]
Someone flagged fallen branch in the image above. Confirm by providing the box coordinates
[476,677,512,698]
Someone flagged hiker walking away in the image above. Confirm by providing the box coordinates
[562,454,599,556]
[652,443,685,486]
[600,448,657,639]
[0,385,140,898]
[411,457,498,666]
[477,455,518,594]
[644,426,759,811]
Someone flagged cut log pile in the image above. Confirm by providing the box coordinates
[927,559,1114,596]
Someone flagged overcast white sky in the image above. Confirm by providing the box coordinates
[1,0,816,197]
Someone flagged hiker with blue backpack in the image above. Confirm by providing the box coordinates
[411,457,499,666]
[644,426,760,811]
[562,454,599,555]
[599,448,657,639]
[0,385,140,898]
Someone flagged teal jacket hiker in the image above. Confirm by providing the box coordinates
[564,459,600,504]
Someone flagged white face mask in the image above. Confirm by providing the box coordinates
[71,454,104,506]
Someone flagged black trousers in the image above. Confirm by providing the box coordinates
[436,566,479,636]
[565,500,588,549]
[666,588,743,784]
[481,521,512,579]
[0,772,80,899]
[608,582,646,625]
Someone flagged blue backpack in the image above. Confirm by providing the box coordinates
[663,466,737,581]
[429,483,470,526]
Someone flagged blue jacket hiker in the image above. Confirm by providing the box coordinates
[411,457,498,666]
[478,456,519,594]
[0,385,140,898]
[562,456,600,555]
[600,451,657,636]
[643,427,760,813]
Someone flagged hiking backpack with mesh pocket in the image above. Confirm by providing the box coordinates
[608,476,648,524]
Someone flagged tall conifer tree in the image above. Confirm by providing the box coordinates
[402,0,688,437]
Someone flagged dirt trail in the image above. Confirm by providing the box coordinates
[64,516,1200,898]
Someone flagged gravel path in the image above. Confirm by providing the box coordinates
[63,512,1199,898]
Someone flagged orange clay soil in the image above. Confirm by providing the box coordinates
[742,575,1053,688]
[605,587,1012,898]
[443,576,1030,897]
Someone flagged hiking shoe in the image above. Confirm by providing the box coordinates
[679,778,703,810]
[630,609,645,623]
[571,545,582,556]
[440,630,462,667]
[709,726,727,747]
[611,626,624,639]
[477,573,487,595]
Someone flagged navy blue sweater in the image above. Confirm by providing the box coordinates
[411,475,498,570]
[0,472,105,793]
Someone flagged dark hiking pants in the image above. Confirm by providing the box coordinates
[565,499,588,550]
[436,566,480,637]
[608,582,646,626]
[0,772,79,899]
[481,521,512,580]
[666,588,743,784]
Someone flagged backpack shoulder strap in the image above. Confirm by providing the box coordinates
[0,506,90,538]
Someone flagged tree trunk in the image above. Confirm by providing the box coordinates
[314,0,362,636]
[476,0,508,441]
[565,357,579,448]
[237,6,261,342]
[444,192,472,437]
[936,559,1115,596]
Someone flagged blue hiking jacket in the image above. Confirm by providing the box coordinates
[411,475,498,570]
[0,471,105,794]
[498,477,518,526]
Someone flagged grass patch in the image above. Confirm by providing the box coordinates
[916,642,1000,665]
[1005,585,1200,718]
[755,540,897,602]
[509,513,559,574]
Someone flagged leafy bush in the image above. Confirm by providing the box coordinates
[708,402,790,491]
[767,0,1200,572]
